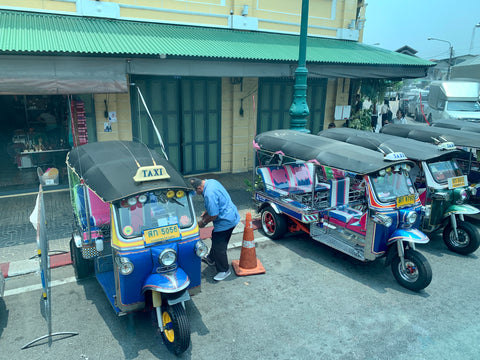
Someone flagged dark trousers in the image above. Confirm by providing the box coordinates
[210,226,235,272]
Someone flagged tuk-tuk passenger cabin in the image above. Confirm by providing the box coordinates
[253,130,432,291]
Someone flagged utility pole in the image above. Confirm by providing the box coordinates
[289,0,310,133]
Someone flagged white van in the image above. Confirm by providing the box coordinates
[426,80,480,123]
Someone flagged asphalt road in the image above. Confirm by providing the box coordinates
[1,226,480,360]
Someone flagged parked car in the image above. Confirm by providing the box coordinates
[426,80,480,123]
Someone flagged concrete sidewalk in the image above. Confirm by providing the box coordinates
[0,171,261,278]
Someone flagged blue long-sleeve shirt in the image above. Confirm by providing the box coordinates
[203,179,240,232]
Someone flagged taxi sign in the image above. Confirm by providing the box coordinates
[133,165,170,182]
[384,152,407,161]
[438,142,456,150]
[144,225,181,244]
[396,194,415,208]
[448,175,467,189]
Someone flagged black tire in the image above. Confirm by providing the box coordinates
[427,113,433,124]
[160,303,191,356]
[391,249,432,291]
[69,236,93,280]
[261,206,287,239]
[442,221,480,255]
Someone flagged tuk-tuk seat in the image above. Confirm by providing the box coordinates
[257,164,329,197]
[285,163,330,193]
[328,178,364,228]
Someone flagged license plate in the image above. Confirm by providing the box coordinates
[144,225,181,244]
[448,175,467,189]
[396,194,415,208]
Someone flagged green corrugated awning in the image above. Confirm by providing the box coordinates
[0,9,433,68]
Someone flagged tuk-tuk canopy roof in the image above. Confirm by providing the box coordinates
[432,119,480,134]
[380,124,480,148]
[67,141,188,202]
[254,130,410,175]
[318,128,459,162]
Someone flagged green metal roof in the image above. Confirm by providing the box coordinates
[0,10,433,67]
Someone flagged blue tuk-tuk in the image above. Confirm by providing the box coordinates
[320,127,480,255]
[67,140,207,355]
[253,130,432,291]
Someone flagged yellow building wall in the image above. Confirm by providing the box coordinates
[324,78,351,129]
[221,77,258,173]
[1,0,358,38]
[93,92,132,142]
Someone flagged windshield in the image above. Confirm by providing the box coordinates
[427,160,463,184]
[115,190,194,238]
[446,101,480,112]
[370,171,415,203]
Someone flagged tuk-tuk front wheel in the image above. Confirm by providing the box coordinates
[261,206,287,239]
[391,249,432,292]
[443,221,480,255]
[160,303,191,355]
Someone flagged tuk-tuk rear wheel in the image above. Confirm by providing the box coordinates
[443,221,480,255]
[391,249,432,292]
[69,236,93,280]
[160,303,191,355]
[261,206,287,239]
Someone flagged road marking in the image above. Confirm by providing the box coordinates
[3,276,77,297]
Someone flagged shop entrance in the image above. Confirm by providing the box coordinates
[0,95,94,194]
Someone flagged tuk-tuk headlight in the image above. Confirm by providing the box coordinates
[138,194,147,203]
[195,240,208,258]
[117,257,134,275]
[159,249,177,266]
[457,189,468,204]
[406,211,417,225]
[372,214,393,227]
[127,197,137,206]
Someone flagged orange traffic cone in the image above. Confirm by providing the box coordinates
[232,212,266,276]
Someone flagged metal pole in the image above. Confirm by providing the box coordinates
[447,46,453,80]
[289,0,310,133]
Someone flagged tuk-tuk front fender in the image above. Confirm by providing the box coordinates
[388,228,430,245]
[444,204,479,217]
[142,268,190,294]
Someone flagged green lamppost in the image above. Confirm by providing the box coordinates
[289,0,310,132]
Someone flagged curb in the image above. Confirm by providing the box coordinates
[1,219,264,279]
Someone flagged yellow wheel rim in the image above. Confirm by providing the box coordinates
[162,311,175,343]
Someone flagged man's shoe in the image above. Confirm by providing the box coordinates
[202,256,215,266]
[213,269,232,281]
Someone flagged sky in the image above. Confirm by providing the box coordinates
[362,1,480,60]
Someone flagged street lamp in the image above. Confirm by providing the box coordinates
[289,0,310,132]
[469,22,480,55]
[428,37,453,80]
